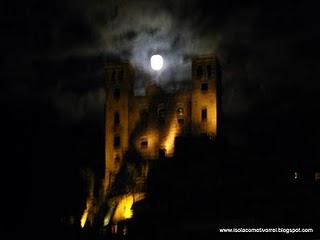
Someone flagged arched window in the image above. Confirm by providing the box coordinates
[197,65,203,77]
[177,118,184,126]
[207,65,212,78]
[157,103,166,123]
[114,112,120,127]
[113,136,120,148]
[140,137,148,149]
[176,107,184,116]
[113,88,120,100]
[119,70,124,81]
[111,70,116,81]
[114,154,120,163]
[139,109,148,128]
[201,83,208,92]
[201,108,207,122]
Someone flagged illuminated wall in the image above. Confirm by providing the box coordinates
[112,193,145,223]
[191,56,218,137]
[130,90,192,159]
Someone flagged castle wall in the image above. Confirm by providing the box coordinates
[129,89,192,159]
[104,55,219,190]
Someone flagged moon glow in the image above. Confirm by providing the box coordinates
[150,55,164,71]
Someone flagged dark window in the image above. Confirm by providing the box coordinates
[140,138,148,149]
[159,148,166,159]
[119,70,124,81]
[113,88,120,100]
[114,112,120,126]
[115,155,120,162]
[201,83,208,91]
[177,107,184,116]
[158,104,166,124]
[178,118,184,126]
[197,66,203,77]
[159,118,165,124]
[201,108,207,122]
[207,65,212,78]
[158,108,166,117]
[140,109,148,120]
[158,108,166,123]
[113,136,120,148]
[140,109,148,127]
[111,70,116,81]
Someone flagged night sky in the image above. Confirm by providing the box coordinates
[1,0,320,233]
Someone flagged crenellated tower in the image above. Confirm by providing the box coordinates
[104,62,134,190]
[191,55,220,137]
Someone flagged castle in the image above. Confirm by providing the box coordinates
[104,55,221,190]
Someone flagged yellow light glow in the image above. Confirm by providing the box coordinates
[80,211,88,228]
[112,193,145,223]
[80,170,94,228]
[162,116,177,156]
[80,194,94,228]
[80,198,92,228]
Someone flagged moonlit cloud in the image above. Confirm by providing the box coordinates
[3,0,319,149]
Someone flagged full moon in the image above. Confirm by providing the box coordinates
[150,55,164,71]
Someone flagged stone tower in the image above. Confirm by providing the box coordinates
[104,62,133,190]
[191,55,219,137]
